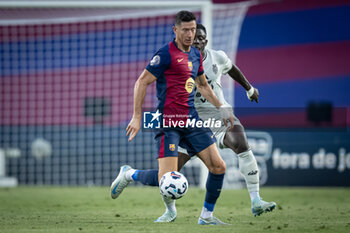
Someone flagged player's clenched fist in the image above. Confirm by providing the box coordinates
[246,86,259,103]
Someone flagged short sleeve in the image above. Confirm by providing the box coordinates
[146,46,171,79]
[217,50,233,75]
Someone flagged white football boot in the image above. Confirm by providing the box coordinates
[251,197,276,216]
[198,216,230,225]
[154,210,177,223]
[110,165,132,199]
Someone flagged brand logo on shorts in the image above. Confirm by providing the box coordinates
[143,109,162,129]
[169,144,176,151]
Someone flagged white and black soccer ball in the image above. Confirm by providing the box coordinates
[159,171,188,200]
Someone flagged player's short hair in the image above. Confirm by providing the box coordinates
[175,10,196,26]
[196,23,207,35]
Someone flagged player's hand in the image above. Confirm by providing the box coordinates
[246,86,259,103]
[219,105,234,129]
[126,117,141,142]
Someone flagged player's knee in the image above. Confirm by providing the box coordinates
[229,139,247,154]
[219,160,226,174]
[209,160,226,174]
[178,152,190,171]
[234,141,250,154]
[224,129,249,154]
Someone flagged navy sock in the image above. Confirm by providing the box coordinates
[135,169,159,186]
[204,172,225,211]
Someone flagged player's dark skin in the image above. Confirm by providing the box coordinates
[177,27,259,168]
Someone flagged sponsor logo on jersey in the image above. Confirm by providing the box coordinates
[177,58,184,63]
[185,77,195,93]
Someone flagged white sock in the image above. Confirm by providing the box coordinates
[124,169,136,181]
[162,195,176,212]
[200,207,213,219]
[237,150,260,194]
[249,191,260,201]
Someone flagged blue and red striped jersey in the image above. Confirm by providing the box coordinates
[146,40,204,124]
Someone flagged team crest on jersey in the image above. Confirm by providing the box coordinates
[150,55,160,66]
[185,77,195,93]
[212,64,218,74]
[169,144,175,151]
[188,61,193,71]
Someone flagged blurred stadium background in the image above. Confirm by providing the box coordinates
[0,0,349,189]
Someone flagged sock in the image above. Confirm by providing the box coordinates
[200,206,213,219]
[238,149,260,194]
[249,191,260,201]
[124,169,136,181]
[124,169,159,186]
[162,195,176,213]
[137,169,159,186]
[200,172,224,218]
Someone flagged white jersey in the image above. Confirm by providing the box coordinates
[178,49,241,153]
[195,48,233,118]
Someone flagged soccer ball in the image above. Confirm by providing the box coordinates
[159,171,188,200]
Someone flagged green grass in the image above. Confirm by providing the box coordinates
[0,186,349,233]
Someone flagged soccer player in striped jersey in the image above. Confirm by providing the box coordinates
[111,12,234,225]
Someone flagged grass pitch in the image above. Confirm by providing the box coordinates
[0,186,349,233]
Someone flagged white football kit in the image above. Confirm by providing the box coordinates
[179,48,242,153]
[176,50,275,211]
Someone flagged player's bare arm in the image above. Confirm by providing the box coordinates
[126,69,156,141]
[195,73,221,108]
[227,64,259,103]
[195,73,234,128]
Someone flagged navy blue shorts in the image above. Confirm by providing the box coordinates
[154,126,216,158]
